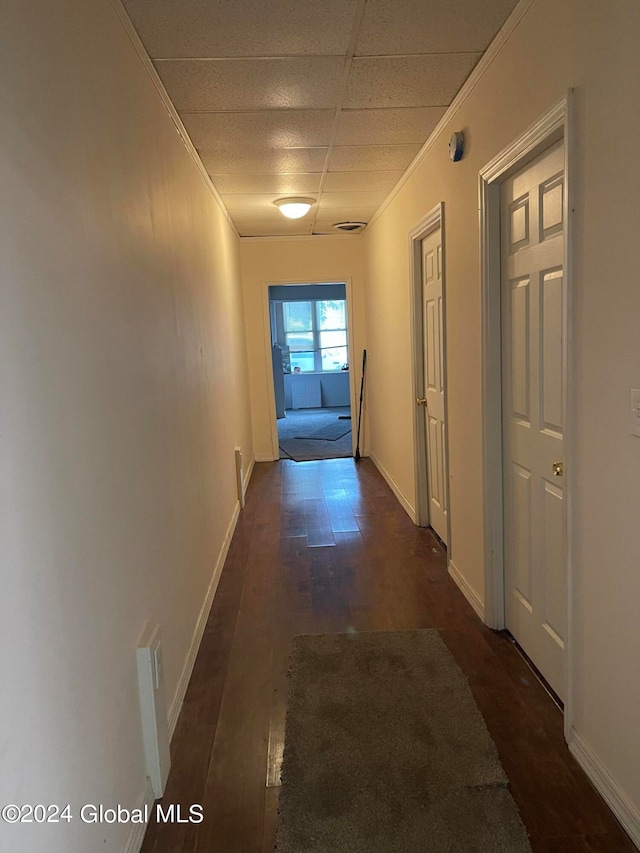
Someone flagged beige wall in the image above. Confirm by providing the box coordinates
[240,236,366,460]
[0,2,251,851]
[363,0,640,828]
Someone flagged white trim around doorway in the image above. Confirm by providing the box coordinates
[479,92,574,736]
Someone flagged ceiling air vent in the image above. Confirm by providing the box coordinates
[332,221,367,233]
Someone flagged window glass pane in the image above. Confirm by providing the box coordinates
[285,331,313,352]
[320,346,348,371]
[319,330,348,371]
[316,300,346,330]
[290,351,315,372]
[320,330,346,349]
[283,301,312,332]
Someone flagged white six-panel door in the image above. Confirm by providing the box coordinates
[422,229,448,544]
[501,140,566,699]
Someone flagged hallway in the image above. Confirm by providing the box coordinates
[140,459,634,853]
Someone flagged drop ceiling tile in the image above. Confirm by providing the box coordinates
[238,225,313,237]
[314,214,376,233]
[315,206,378,222]
[313,221,366,235]
[221,195,275,213]
[122,0,358,58]
[312,222,341,235]
[232,215,314,237]
[155,58,344,111]
[323,171,404,192]
[344,54,481,109]
[201,146,327,175]
[211,174,322,194]
[328,145,420,172]
[182,110,335,149]
[222,194,320,214]
[335,107,447,146]
[319,191,388,209]
[355,0,519,56]
[232,208,310,224]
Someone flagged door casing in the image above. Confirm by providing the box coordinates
[409,203,451,550]
[479,93,574,737]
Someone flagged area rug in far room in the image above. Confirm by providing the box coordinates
[275,630,532,853]
[278,407,352,462]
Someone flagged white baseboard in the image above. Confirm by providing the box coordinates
[448,559,485,621]
[367,451,417,523]
[255,453,276,462]
[122,776,155,853]
[167,499,241,737]
[243,456,255,498]
[124,498,242,852]
[568,729,640,848]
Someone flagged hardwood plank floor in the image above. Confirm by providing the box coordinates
[141,458,635,853]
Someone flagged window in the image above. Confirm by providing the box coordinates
[316,300,348,371]
[283,302,315,372]
[281,299,348,372]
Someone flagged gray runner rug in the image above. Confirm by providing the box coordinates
[275,630,532,853]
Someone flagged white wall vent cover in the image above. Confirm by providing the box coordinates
[136,624,171,798]
[235,447,245,508]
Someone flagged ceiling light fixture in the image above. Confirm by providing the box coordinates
[274,197,315,219]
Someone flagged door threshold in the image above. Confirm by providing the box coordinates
[429,528,447,554]
[502,631,564,712]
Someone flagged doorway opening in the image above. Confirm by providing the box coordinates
[267,282,354,462]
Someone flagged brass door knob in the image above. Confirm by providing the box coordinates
[553,462,564,476]
[416,397,427,406]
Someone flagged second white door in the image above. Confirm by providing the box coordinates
[422,228,447,544]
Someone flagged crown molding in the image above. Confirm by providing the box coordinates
[108,0,239,239]
[367,0,536,230]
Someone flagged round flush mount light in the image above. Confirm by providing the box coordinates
[274,197,316,219]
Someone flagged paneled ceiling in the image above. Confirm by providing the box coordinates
[121,0,519,237]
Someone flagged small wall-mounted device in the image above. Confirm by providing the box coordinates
[235,447,245,508]
[137,624,171,798]
[449,131,465,162]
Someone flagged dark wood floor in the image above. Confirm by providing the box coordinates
[141,458,635,853]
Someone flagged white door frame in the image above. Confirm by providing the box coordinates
[261,278,357,461]
[409,203,451,549]
[479,93,574,735]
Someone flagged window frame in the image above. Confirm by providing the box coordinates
[279,297,348,373]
